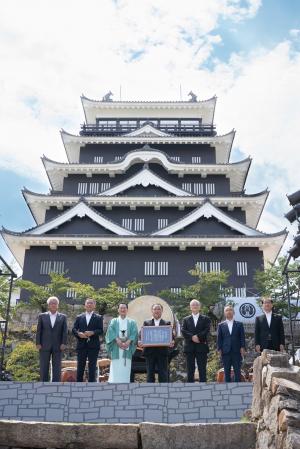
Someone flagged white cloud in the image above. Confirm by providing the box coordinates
[1,0,300,259]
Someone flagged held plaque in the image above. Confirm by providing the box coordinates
[141,325,172,347]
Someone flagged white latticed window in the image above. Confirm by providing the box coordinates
[205,183,215,195]
[182,183,192,192]
[157,261,168,276]
[171,156,181,162]
[114,156,123,161]
[197,261,208,273]
[66,288,77,299]
[40,261,65,275]
[78,182,88,195]
[100,182,111,192]
[158,218,168,229]
[237,261,248,276]
[92,261,116,276]
[134,218,144,231]
[122,218,132,230]
[144,261,155,276]
[193,183,204,195]
[94,156,103,163]
[170,287,182,295]
[192,156,201,164]
[235,287,247,297]
[89,182,99,194]
[210,262,221,273]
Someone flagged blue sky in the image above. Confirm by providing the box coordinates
[0,0,300,271]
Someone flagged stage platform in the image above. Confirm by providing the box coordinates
[0,382,252,423]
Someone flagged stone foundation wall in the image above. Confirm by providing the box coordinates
[0,382,252,424]
[251,350,300,449]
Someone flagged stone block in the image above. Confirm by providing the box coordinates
[2,406,18,417]
[278,409,300,432]
[285,427,300,449]
[0,420,139,448]
[99,406,114,418]
[191,390,211,400]
[144,409,163,422]
[271,377,300,398]
[140,422,256,449]
[93,390,113,400]
[261,350,289,367]
[45,408,64,422]
[265,365,300,390]
[199,407,214,419]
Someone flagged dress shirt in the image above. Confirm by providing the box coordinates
[86,311,93,326]
[48,311,57,328]
[192,313,199,327]
[265,311,272,327]
[226,319,234,335]
[154,319,160,326]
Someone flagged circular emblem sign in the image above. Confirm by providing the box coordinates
[239,303,256,319]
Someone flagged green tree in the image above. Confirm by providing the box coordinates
[17,272,74,312]
[6,342,39,381]
[159,265,231,320]
[254,256,300,318]
[0,263,18,321]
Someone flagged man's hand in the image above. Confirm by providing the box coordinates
[280,344,285,352]
[138,340,144,348]
[169,341,175,348]
[218,349,222,357]
[255,345,261,353]
[192,335,200,343]
[78,332,88,339]
[36,344,42,350]
[240,347,246,358]
[60,344,66,351]
[85,331,94,337]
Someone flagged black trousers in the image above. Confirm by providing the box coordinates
[39,349,62,382]
[145,354,168,383]
[186,352,208,382]
[222,353,242,382]
[76,348,99,382]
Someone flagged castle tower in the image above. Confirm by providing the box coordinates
[2,93,287,301]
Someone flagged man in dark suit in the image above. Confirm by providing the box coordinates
[139,304,174,383]
[36,296,68,382]
[255,296,285,352]
[217,305,246,382]
[181,299,210,382]
[72,298,103,382]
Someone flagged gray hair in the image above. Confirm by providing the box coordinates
[47,296,59,305]
[190,299,201,307]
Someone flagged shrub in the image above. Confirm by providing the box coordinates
[6,342,40,381]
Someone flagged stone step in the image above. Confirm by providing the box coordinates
[0,419,256,449]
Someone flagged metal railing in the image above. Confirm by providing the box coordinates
[80,123,216,137]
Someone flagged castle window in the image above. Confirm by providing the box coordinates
[170,287,182,295]
[114,156,123,161]
[100,182,111,192]
[205,183,215,195]
[89,182,99,194]
[92,261,116,276]
[94,156,103,163]
[182,183,192,193]
[237,261,248,276]
[78,182,88,195]
[192,156,201,164]
[40,261,65,275]
[134,218,144,231]
[197,261,208,273]
[158,218,168,229]
[122,218,132,230]
[193,183,204,195]
[144,261,168,276]
[144,261,155,276]
[235,287,247,297]
[170,156,181,162]
[66,288,77,299]
[210,261,221,273]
